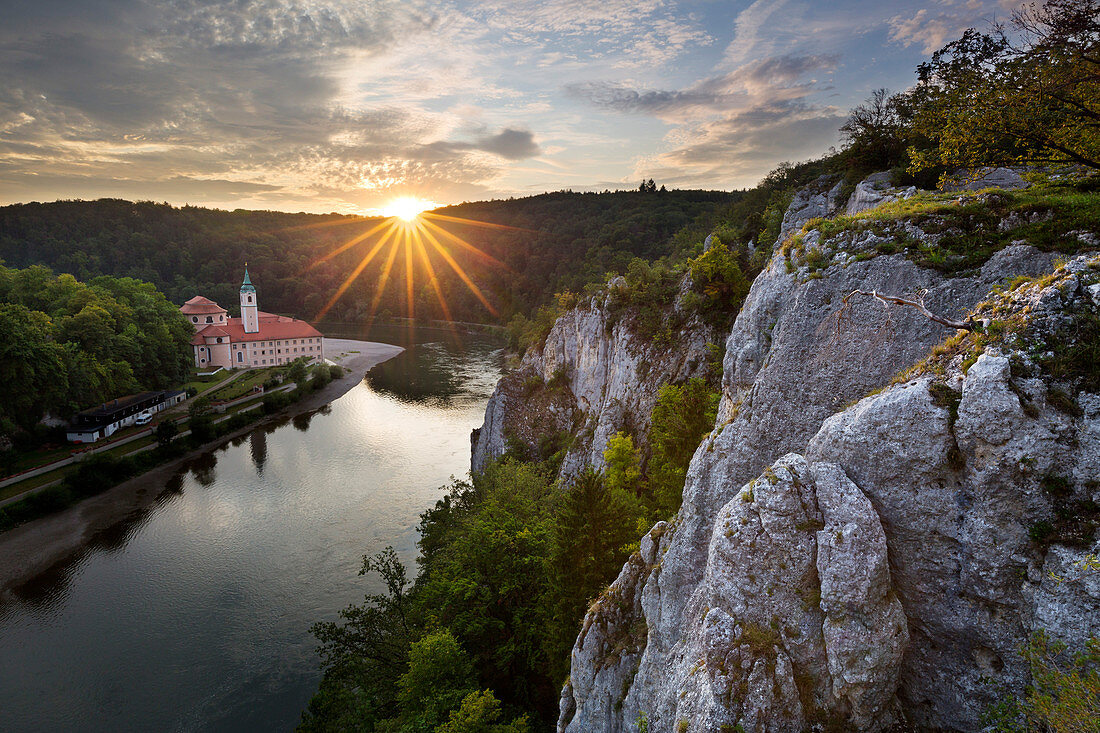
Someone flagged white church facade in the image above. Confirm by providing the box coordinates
[181,269,325,369]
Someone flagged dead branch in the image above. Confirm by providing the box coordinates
[839,288,978,333]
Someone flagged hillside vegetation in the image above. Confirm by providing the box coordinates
[0,263,192,448]
[0,190,732,326]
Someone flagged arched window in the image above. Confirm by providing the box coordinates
[206,316,213,323]
[237,352,243,363]
[247,295,253,303]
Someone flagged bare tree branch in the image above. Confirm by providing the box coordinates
[839,289,980,332]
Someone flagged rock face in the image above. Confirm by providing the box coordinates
[563,454,908,732]
[554,177,1098,731]
[779,175,844,242]
[472,299,715,480]
[944,166,1031,192]
[845,171,919,215]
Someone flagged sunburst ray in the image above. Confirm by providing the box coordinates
[415,222,498,316]
[413,234,454,324]
[419,218,511,271]
[422,211,533,232]
[314,222,399,320]
[308,219,392,270]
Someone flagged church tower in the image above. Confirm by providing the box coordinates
[240,267,259,333]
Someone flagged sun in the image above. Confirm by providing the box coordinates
[382,196,436,221]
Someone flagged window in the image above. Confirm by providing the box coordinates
[247,295,253,303]
[206,316,213,323]
[237,352,243,363]
[216,337,223,343]
[192,316,198,323]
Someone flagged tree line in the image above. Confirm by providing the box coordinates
[0,264,193,447]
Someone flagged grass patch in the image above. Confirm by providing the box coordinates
[208,367,280,401]
[804,179,1100,276]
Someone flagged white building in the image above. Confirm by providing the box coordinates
[181,269,325,369]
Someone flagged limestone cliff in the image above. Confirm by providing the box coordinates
[471,295,717,481]
[471,172,1099,730]
[554,173,1099,731]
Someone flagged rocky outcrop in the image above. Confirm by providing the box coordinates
[472,300,715,480]
[557,175,1098,730]
[944,166,1031,192]
[779,175,844,242]
[845,171,919,215]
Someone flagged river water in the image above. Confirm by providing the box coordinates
[0,327,502,732]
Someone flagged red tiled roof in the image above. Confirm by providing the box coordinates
[181,295,228,315]
[192,316,322,345]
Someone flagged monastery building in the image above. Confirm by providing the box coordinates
[181,269,325,369]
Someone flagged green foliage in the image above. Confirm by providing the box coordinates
[187,395,216,442]
[839,88,912,172]
[605,258,682,343]
[301,547,414,733]
[603,432,642,496]
[415,461,558,711]
[309,363,333,392]
[908,0,1100,174]
[286,358,310,385]
[154,419,178,448]
[0,191,731,328]
[382,629,477,733]
[984,631,1100,732]
[647,379,719,517]
[0,264,191,439]
[547,469,641,680]
[686,241,752,327]
[435,690,530,733]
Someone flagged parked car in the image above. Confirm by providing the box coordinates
[135,411,153,426]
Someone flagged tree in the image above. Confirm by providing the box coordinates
[154,419,178,448]
[602,432,641,496]
[187,395,215,442]
[647,379,719,516]
[301,548,415,733]
[435,690,530,733]
[547,469,639,679]
[909,0,1100,175]
[377,629,477,733]
[839,88,910,170]
[0,303,67,431]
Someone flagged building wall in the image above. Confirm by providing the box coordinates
[195,335,326,369]
[186,311,228,331]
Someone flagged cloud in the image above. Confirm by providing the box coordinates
[0,0,549,211]
[723,0,795,66]
[465,129,542,160]
[567,54,838,122]
[567,46,844,189]
[887,0,1003,54]
[634,102,848,188]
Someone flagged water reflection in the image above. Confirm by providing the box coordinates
[250,429,268,474]
[190,450,218,487]
[3,473,186,615]
[0,334,503,733]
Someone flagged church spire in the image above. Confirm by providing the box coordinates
[240,265,259,333]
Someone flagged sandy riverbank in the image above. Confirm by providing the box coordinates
[0,339,403,598]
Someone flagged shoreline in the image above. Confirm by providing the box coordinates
[0,339,404,599]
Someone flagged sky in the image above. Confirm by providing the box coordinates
[0,0,1019,214]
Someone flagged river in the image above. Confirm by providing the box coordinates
[0,327,502,732]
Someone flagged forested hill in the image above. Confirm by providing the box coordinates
[0,190,732,325]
